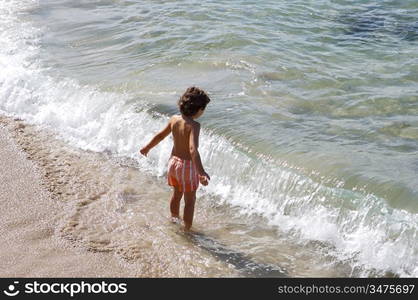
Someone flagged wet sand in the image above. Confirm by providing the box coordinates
[0,114,237,277]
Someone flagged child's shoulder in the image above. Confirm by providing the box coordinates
[170,114,200,127]
[188,118,200,128]
[168,114,180,123]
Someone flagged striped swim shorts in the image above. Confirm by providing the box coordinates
[167,155,199,192]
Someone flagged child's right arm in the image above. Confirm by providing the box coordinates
[189,123,210,185]
[140,118,172,156]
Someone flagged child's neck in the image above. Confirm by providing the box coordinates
[181,114,195,121]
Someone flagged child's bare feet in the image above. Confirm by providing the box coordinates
[170,216,182,224]
[182,226,196,234]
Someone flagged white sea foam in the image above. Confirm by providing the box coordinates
[1,0,417,277]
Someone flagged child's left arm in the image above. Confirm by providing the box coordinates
[140,118,172,156]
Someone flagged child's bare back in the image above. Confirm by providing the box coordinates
[170,114,197,160]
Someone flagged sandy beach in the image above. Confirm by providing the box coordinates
[0,115,143,277]
[0,114,238,277]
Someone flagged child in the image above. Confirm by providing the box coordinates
[139,86,211,231]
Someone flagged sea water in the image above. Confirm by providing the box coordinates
[1,0,417,277]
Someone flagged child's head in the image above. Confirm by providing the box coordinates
[178,86,210,118]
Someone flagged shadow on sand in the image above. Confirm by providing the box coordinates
[186,231,287,278]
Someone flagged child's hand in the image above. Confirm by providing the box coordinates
[139,146,149,157]
[199,172,210,186]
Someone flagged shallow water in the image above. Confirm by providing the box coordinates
[0,0,417,277]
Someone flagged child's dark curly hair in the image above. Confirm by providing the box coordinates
[178,86,211,117]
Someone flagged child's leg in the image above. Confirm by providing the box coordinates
[170,187,183,219]
[183,190,196,231]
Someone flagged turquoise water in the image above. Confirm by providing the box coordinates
[1,0,417,276]
[35,0,418,204]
